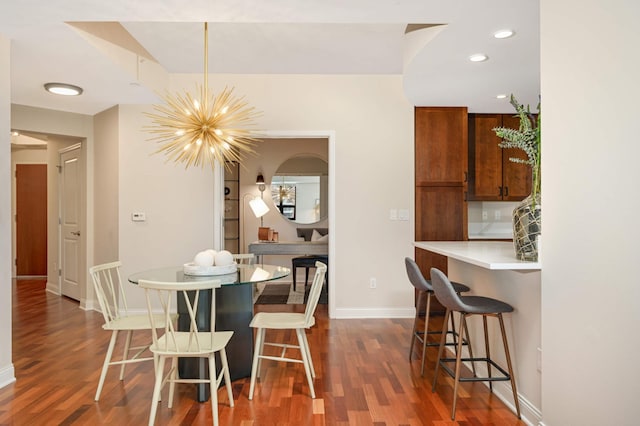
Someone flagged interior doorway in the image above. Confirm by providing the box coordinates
[15,164,47,276]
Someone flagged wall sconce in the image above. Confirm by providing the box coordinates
[256,173,266,194]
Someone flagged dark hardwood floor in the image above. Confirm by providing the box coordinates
[0,279,524,425]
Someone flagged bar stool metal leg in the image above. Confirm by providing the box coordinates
[420,291,432,376]
[483,315,492,391]
[499,313,521,418]
[409,291,424,361]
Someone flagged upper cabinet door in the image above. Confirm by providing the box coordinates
[468,113,533,201]
[415,107,468,186]
[500,114,532,200]
[468,114,503,200]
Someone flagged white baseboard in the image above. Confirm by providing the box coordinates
[446,351,542,426]
[0,364,16,389]
[45,281,60,295]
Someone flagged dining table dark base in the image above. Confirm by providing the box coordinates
[177,283,254,402]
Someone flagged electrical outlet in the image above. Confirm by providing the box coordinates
[495,210,501,220]
[369,278,377,289]
[482,210,488,220]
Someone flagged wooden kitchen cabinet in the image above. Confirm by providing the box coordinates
[468,113,532,201]
[415,107,468,186]
[414,107,468,282]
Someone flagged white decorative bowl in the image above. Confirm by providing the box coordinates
[183,262,238,276]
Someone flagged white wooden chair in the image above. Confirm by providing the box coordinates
[138,278,234,426]
[89,261,168,401]
[232,253,255,265]
[248,261,327,399]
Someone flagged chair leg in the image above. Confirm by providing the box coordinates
[256,328,266,378]
[249,327,264,400]
[498,313,521,419]
[95,330,118,401]
[208,355,219,426]
[148,355,165,426]
[420,292,432,376]
[300,331,316,378]
[432,309,451,392]
[461,316,476,376]
[450,312,467,420]
[219,348,234,407]
[483,315,493,391]
[296,328,316,398]
[304,267,310,287]
[292,266,298,292]
[409,291,423,361]
[168,357,178,408]
[119,330,133,380]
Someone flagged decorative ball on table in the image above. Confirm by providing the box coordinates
[194,250,215,266]
[214,250,234,266]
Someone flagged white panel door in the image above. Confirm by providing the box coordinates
[60,146,82,301]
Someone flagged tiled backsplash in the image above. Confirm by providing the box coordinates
[468,201,518,239]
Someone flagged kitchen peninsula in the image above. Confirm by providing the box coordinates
[414,241,541,424]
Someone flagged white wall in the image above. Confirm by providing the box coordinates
[116,74,415,318]
[116,104,217,310]
[541,1,640,424]
[0,34,15,388]
[93,107,119,266]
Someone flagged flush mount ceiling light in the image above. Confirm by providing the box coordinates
[496,94,508,99]
[469,53,489,62]
[44,82,83,96]
[145,23,261,169]
[494,29,515,39]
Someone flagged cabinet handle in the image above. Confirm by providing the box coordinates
[504,186,509,196]
[464,171,468,182]
[498,186,503,197]
[464,191,467,202]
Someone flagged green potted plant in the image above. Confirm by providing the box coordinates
[493,95,541,261]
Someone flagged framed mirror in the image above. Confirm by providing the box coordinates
[270,155,328,224]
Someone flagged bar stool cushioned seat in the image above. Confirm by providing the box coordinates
[292,255,328,292]
[430,267,521,420]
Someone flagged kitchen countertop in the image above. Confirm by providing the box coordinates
[414,241,541,270]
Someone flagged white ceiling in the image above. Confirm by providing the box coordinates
[0,0,540,116]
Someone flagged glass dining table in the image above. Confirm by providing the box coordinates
[128,263,290,402]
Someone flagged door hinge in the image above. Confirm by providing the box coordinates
[58,269,62,276]
[14,258,17,266]
[56,165,62,173]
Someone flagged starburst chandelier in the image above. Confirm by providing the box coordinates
[145,23,261,169]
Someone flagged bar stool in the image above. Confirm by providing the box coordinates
[405,257,474,376]
[430,267,521,420]
[292,255,328,292]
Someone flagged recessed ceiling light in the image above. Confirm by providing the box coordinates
[44,82,83,96]
[469,53,488,62]
[496,94,507,99]
[494,29,515,39]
